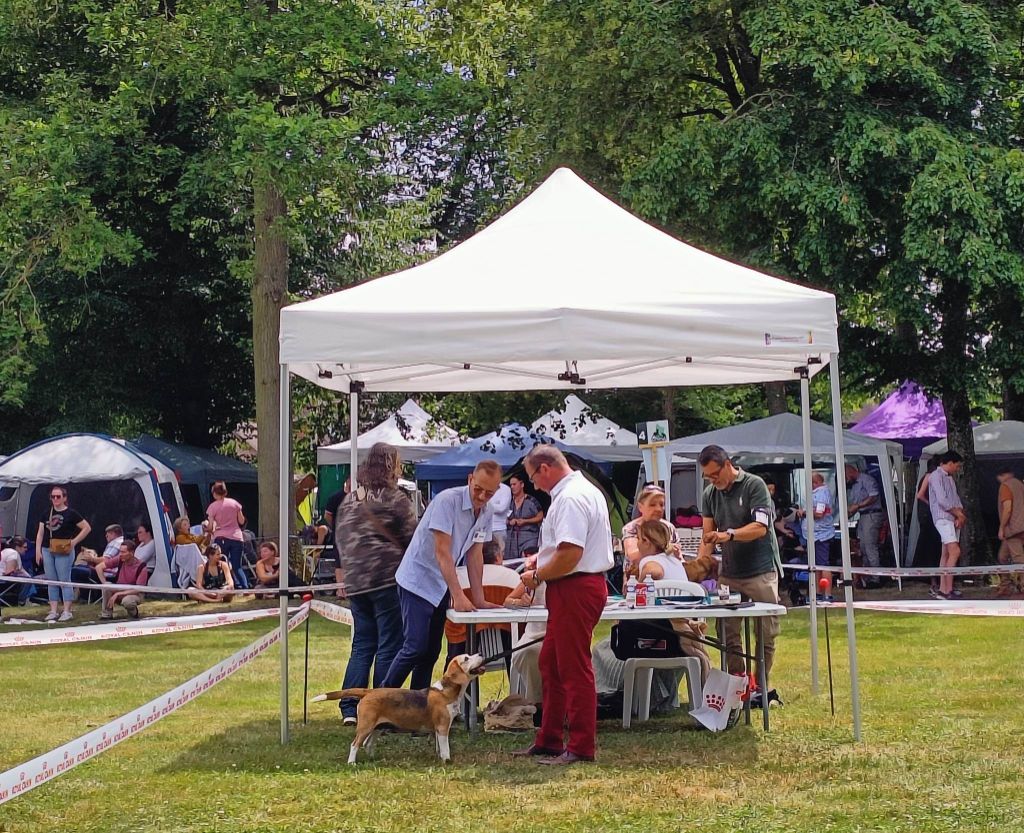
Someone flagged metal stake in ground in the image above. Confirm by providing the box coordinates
[819,578,835,716]
[302,593,313,723]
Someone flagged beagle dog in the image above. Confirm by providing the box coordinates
[312,653,486,764]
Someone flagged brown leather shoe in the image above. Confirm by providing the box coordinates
[510,744,563,758]
[535,751,594,766]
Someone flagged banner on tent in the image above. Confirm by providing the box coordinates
[0,607,286,650]
[0,603,310,806]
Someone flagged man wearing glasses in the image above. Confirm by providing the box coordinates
[516,445,613,766]
[380,460,503,690]
[698,445,781,688]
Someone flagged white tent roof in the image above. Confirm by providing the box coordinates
[280,168,838,392]
[921,420,1024,457]
[531,394,636,445]
[0,434,154,484]
[529,394,642,462]
[317,398,460,465]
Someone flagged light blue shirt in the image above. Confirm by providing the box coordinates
[395,485,493,606]
[811,484,834,542]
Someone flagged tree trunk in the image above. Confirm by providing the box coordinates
[942,388,989,565]
[1003,378,1024,422]
[252,180,289,539]
[765,381,789,415]
[661,387,676,434]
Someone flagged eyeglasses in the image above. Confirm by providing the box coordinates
[524,463,547,485]
[702,465,725,480]
[50,494,63,500]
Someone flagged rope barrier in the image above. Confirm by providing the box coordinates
[0,573,343,597]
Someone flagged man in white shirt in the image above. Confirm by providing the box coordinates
[518,446,613,766]
[487,482,512,561]
[1,536,35,605]
[134,522,157,568]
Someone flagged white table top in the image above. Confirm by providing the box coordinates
[446,600,787,625]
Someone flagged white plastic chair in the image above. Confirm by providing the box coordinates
[621,578,705,728]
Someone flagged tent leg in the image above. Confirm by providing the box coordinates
[800,373,820,695]
[349,388,360,490]
[280,364,292,745]
[829,355,863,741]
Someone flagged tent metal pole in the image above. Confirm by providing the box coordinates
[800,373,820,695]
[279,364,292,745]
[829,354,863,740]
[349,387,360,491]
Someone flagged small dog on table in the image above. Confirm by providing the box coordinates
[312,653,487,764]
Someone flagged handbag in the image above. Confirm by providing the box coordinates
[46,507,75,555]
[610,619,687,660]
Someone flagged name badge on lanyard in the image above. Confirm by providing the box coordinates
[472,528,487,544]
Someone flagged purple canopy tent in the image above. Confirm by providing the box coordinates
[850,381,946,459]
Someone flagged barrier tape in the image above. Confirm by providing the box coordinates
[309,599,354,626]
[0,574,343,597]
[0,607,287,650]
[0,603,310,805]
[820,599,1024,617]
[780,562,1024,577]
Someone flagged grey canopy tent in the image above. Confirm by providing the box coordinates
[276,167,864,741]
[667,413,905,565]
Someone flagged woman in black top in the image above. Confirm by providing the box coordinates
[35,484,91,623]
[188,544,236,603]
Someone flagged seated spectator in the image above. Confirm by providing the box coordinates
[173,517,211,549]
[504,548,546,706]
[622,485,680,575]
[1,536,37,605]
[188,544,235,603]
[253,541,302,599]
[97,539,149,619]
[636,520,689,581]
[134,521,157,568]
[72,524,123,587]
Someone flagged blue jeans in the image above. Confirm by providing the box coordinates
[215,538,249,589]
[42,548,74,604]
[380,587,450,690]
[339,586,404,718]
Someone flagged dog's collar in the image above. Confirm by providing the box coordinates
[431,681,444,690]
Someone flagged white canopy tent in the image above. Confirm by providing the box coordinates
[530,394,642,462]
[0,434,186,588]
[277,167,863,740]
[668,413,905,564]
[316,398,460,465]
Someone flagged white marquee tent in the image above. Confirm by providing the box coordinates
[316,398,460,465]
[530,394,641,462]
[0,434,186,588]
[277,167,863,740]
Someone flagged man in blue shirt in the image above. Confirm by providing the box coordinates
[380,460,503,689]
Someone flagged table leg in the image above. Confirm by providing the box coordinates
[743,616,752,726]
[466,623,478,734]
[757,618,769,732]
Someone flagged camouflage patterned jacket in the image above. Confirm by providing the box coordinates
[335,486,418,596]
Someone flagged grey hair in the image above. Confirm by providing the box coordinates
[524,444,567,469]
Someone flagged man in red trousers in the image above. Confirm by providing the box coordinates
[515,445,613,765]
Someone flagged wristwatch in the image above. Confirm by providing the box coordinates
[726,528,736,542]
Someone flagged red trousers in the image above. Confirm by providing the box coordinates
[534,572,607,758]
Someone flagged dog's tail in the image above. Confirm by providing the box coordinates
[310,688,371,703]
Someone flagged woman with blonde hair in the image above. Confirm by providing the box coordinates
[636,520,689,582]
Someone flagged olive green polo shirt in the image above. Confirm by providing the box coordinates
[701,468,780,579]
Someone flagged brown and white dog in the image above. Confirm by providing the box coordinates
[311,653,486,764]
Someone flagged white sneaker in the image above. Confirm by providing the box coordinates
[44,611,59,622]
[99,609,113,620]
[57,610,73,623]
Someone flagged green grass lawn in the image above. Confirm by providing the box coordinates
[1,595,1022,832]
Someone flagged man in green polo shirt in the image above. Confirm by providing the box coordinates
[698,444,782,685]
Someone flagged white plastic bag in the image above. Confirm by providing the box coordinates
[689,668,747,732]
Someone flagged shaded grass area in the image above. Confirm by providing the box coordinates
[2,597,1023,832]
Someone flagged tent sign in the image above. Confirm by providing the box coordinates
[636,420,670,446]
